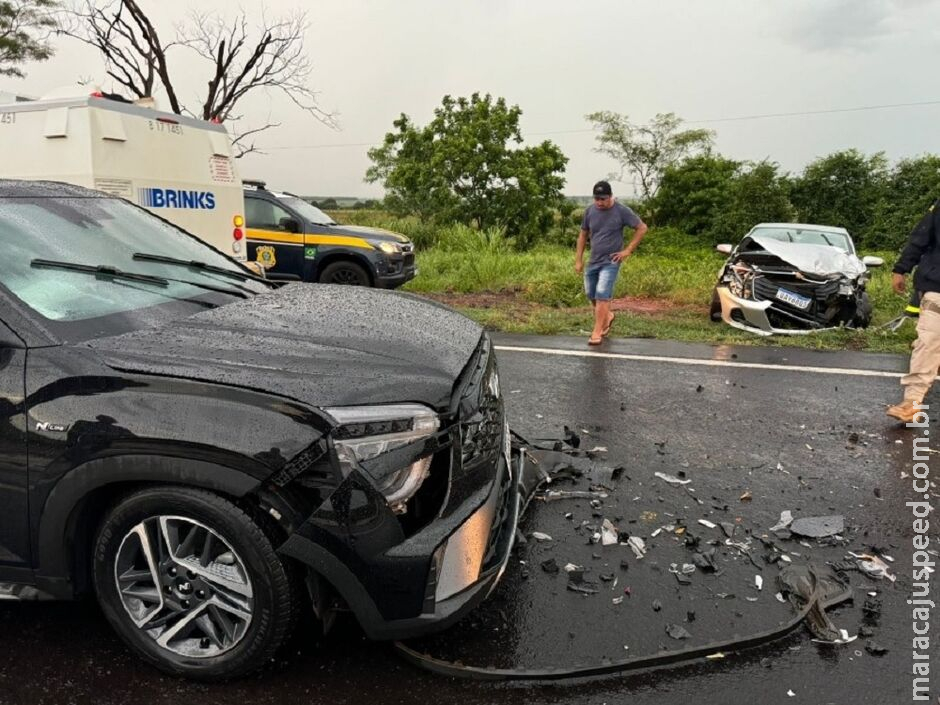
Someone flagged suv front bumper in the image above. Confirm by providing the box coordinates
[278,442,520,640]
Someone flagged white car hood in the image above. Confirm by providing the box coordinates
[747,234,866,278]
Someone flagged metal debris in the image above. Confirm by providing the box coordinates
[790,515,844,539]
[666,624,692,640]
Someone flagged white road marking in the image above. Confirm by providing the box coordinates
[494,345,910,379]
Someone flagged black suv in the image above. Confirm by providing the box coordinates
[0,180,516,680]
[243,181,417,288]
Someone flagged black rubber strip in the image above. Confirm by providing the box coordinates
[393,581,852,681]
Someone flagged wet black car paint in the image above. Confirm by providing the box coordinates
[0,180,510,642]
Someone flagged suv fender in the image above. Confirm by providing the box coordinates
[35,454,263,598]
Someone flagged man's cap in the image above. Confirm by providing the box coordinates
[592,180,613,197]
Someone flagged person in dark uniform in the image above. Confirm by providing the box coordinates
[888,199,940,422]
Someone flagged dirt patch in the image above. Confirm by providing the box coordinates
[420,291,703,316]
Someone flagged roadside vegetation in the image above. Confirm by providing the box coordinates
[315,94,940,356]
[328,212,915,354]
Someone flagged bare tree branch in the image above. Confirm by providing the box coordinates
[229,120,280,158]
[60,1,335,154]
[177,9,335,128]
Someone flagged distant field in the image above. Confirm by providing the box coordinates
[329,210,915,354]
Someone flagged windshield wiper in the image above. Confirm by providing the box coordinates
[132,253,270,285]
[31,259,169,286]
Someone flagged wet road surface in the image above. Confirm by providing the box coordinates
[1,334,937,705]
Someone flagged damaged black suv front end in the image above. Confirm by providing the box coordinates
[711,225,882,336]
[280,335,519,639]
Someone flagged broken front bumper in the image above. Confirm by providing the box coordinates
[278,445,522,640]
[716,286,839,336]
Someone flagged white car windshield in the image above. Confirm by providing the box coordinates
[0,196,269,321]
[751,227,852,253]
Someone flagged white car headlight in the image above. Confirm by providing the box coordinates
[325,404,440,514]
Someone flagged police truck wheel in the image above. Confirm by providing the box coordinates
[319,261,370,286]
[92,486,299,681]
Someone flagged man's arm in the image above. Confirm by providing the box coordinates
[575,228,588,274]
[612,221,648,263]
[893,201,938,294]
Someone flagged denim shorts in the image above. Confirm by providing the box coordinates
[584,261,621,301]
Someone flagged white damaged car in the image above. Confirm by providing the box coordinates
[710,223,884,336]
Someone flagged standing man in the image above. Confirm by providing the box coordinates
[575,181,648,345]
[887,198,940,422]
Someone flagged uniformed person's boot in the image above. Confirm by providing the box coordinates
[886,399,922,423]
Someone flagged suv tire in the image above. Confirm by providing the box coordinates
[92,486,299,681]
[318,260,371,286]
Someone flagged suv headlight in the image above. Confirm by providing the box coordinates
[324,404,440,514]
[376,241,402,255]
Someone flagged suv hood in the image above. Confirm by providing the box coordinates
[82,284,482,409]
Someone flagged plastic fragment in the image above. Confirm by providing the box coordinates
[698,519,717,529]
[770,510,794,532]
[601,519,619,546]
[755,575,763,591]
[531,532,553,542]
[627,536,647,559]
[655,471,691,486]
[849,552,897,582]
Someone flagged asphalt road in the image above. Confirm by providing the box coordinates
[1,334,937,705]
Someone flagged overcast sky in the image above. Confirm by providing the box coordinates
[6,0,940,197]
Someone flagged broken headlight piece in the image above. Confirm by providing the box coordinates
[325,404,440,514]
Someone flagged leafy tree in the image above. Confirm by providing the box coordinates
[790,149,888,243]
[585,111,714,213]
[366,93,568,246]
[653,154,739,236]
[0,0,57,78]
[871,155,940,250]
[709,161,795,244]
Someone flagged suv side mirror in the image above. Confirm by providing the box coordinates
[862,255,884,267]
[716,244,733,255]
[279,217,301,234]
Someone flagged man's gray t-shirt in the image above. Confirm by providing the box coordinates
[581,202,642,266]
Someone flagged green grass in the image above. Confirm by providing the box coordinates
[329,211,915,354]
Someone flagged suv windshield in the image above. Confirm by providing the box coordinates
[278,196,337,226]
[0,196,270,322]
[751,227,852,253]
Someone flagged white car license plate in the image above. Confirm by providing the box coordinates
[775,287,811,310]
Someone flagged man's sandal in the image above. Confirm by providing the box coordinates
[601,313,616,337]
[588,336,603,346]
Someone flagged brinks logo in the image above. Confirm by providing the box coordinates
[139,188,216,210]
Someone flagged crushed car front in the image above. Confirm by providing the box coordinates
[713,225,879,335]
